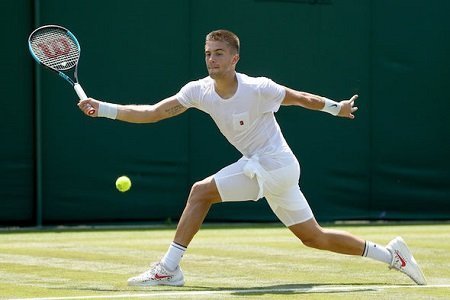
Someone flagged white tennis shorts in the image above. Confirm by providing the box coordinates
[213,156,314,227]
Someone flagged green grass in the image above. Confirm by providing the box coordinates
[0,223,449,299]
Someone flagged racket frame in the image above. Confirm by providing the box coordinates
[28,25,91,107]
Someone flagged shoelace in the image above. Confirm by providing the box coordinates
[388,253,403,270]
[138,263,163,278]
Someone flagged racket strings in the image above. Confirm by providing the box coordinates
[30,28,80,71]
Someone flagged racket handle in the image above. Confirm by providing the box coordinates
[74,83,87,99]
[74,83,95,115]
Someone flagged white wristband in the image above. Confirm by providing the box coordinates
[98,102,118,119]
[321,97,342,116]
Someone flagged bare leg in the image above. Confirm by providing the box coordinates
[173,175,222,247]
[288,217,365,255]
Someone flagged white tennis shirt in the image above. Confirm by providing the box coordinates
[177,72,294,155]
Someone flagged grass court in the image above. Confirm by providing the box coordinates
[1,223,449,299]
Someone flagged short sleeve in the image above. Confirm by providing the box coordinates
[176,81,200,108]
[258,77,286,113]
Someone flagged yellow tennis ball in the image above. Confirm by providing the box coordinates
[115,176,131,192]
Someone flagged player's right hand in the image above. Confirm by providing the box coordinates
[78,98,99,117]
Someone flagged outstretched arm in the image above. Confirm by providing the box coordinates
[282,87,359,119]
[78,96,187,123]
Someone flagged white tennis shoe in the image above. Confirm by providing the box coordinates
[127,262,185,287]
[386,236,426,285]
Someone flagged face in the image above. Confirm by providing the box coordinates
[205,40,239,79]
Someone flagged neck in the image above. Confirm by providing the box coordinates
[214,72,238,99]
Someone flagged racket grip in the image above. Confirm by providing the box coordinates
[74,83,87,100]
[74,83,95,115]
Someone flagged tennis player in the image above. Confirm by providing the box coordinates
[78,29,426,286]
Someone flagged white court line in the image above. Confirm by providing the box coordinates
[8,284,450,300]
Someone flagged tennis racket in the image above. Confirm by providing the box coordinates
[28,24,95,115]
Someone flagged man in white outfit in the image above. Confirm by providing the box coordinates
[78,30,426,286]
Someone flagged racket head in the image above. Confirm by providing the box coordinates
[28,25,81,72]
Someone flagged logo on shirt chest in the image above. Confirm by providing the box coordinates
[233,112,250,131]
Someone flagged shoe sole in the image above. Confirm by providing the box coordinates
[128,280,185,287]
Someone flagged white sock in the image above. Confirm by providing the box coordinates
[160,242,187,271]
[362,241,392,264]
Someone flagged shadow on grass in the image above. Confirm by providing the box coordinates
[225,283,391,296]
[57,282,412,296]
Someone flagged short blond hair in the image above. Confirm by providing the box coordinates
[205,29,240,54]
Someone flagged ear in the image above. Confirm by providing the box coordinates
[232,54,240,65]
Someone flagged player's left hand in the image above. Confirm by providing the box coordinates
[338,95,359,119]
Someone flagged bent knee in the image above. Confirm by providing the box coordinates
[301,235,327,249]
[297,228,329,250]
[289,219,329,250]
[188,177,221,204]
[189,181,207,200]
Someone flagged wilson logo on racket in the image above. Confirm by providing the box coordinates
[37,38,71,58]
